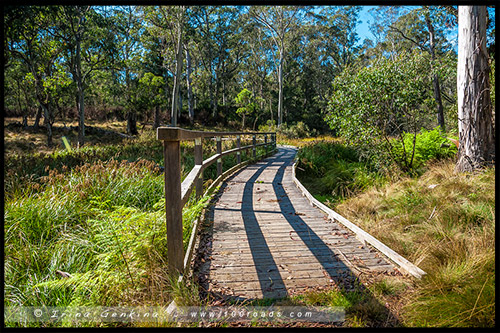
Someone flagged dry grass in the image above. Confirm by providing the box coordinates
[334,159,495,327]
[4,117,132,155]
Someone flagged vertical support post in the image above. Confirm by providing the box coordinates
[236,135,241,164]
[195,136,203,199]
[216,136,222,177]
[163,140,183,276]
[252,134,256,159]
[264,134,268,154]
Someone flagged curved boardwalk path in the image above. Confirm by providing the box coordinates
[197,146,395,300]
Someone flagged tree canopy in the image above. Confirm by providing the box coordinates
[4,5,495,156]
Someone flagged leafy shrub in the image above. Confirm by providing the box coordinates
[391,127,458,171]
[326,50,437,173]
[296,141,386,204]
[278,121,317,139]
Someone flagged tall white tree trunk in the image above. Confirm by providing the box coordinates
[171,8,184,127]
[278,50,284,127]
[185,44,194,124]
[456,6,495,172]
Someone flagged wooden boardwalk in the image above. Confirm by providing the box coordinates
[197,146,395,300]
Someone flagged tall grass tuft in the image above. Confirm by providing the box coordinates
[4,155,211,327]
[335,160,495,327]
[296,141,387,205]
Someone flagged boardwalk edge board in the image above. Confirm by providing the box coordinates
[290,149,426,279]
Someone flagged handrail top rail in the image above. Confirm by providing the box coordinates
[157,126,275,141]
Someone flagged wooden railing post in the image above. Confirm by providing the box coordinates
[236,135,241,164]
[216,136,222,177]
[264,134,268,154]
[194,137,203,199]
[163,139,184,276]
[252,134,256,159]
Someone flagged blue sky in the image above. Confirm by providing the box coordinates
[357,6,376,44]
[355,6,462,52]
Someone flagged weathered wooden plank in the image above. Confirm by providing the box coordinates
[181,165,202,206]
[157,127,275,141]
[209,247,381,261]
[194,137,203,199]
[202,146,400,300]
[290,158,426,279]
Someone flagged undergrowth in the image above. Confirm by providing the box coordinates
[335,160,495,327]
[4,130,269,327]
[294,136,494,327]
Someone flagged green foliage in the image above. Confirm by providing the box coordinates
[137,72,166,110]
[391,127,458,172]
[234,88,264,128]
[296,141,386,205]
[327,50,442,172]
[4,156,211,320]
[277,122,317,139]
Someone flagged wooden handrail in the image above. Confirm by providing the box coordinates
[157,127,277,276]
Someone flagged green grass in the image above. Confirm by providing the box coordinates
[291,138,494,327]
[4,128,276,327]
[296,141,388,205]
[333,160,495,327]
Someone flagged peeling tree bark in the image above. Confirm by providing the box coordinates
[456,6,495,172]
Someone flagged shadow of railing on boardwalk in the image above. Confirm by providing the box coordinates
[195,147,401,326]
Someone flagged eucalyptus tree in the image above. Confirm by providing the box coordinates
[312,6,362,75]
[111,5,145,135]
[456,6,495,172]
[250,6,301,128]
[56,5,117,146]
[189,6,244,119]
[189,6,218,115]
[139,8,170,128]
[5,6,70,146]
[3,58,35,126]
[370,6,455,130]
[169,6,185,127]
[287,19,331,129]
[143,5,186,126]
[184,39,194,124]
[239,18,275,124]
[388,7,454,130]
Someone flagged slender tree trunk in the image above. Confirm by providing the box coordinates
[185,44,194,124]
[153,105,161,129]
[41,102,53,147]
[171,13,183,127]
[456,6,495,172]
[425,12,446,130]
[278,50,284,127]
[34,105,43,129]
[127,111,138,135]
[75,36,86,148]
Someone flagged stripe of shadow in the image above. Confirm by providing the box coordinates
[240,149,288,299]
[272,147,352,279]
